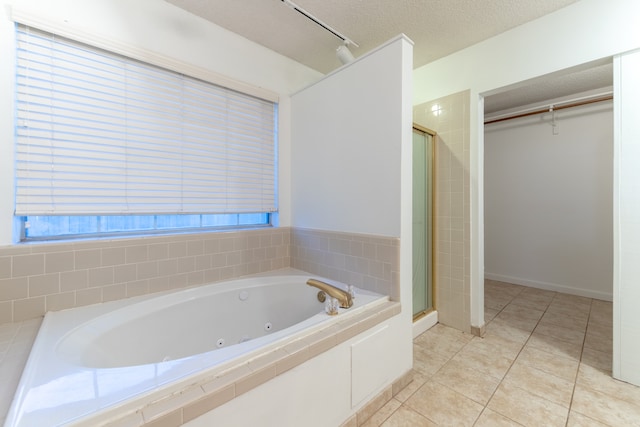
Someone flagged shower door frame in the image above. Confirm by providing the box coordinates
[412,124,436,321]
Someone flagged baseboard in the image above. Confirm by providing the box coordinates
[484,272,613,302]
[412,310,438,338]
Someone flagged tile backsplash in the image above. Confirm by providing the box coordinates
[291,228,400,301]
[0,227,399,325]
[0,228,290,324]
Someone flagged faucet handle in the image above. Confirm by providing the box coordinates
[325,297,339,316]
[347,284,356,299]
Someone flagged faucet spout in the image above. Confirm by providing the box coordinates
[307,279,353,309]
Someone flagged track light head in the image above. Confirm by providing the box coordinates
[336,44,355,64]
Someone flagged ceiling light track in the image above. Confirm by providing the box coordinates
[280,0,359,47]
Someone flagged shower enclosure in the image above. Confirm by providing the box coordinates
[412,126,434,319]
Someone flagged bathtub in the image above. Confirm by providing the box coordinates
[4,272,390,427]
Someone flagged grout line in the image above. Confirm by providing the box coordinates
[564,298,593,427]
[474,290,554,425]
[398,285,618,427]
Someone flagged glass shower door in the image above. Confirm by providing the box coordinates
[412,127,434,318]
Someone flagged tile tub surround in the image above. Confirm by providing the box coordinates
[0,227,400,325]
[0,228,291,324]
[291,228,400,301]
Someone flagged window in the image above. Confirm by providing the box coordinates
[23,213,270,240]
[15,25,277,240]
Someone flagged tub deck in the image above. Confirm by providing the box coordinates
[0,319,41,427]
[113,299,400,427]
[2,270,400,427]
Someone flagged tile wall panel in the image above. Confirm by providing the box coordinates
[414,90,471,333]
[290,228,400,301]
[0,228,291,324]
[0,226,398,325]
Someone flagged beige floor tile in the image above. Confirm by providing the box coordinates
[503,362,574,407]
[405,380,483,426]
[585,321,612,339]
[538,311,588,332]
[520,287,556,296]
[485,280,524,297]
[418,323,474,345]
[534,322,585,345]
[432,359,502,405]
[474,408,524,426]
[485,318,532,346]
[547,299,592,317]
[360,398,401,427]
[572,385,640,426]
[510,290,555,309]
[487,382,568,427]
[590,299,612,313]
[589,301,613,325]
[500,304,545,321]
[514,345,579,382]
[414,324,472,357]
[451,342,514,380]
[584,321,612,354]
[364,288,633,427]
[580,347,612,373]
[583,332,612,354]
[471,332,525,360]
[412,344,451,377]
[588,312,613,328]
[380,406,436,427]
[494,311,540,332]
[552,293,592,309]
[566,411,611,427]
[526,332,583,360]
[485,292,516,311]
[485,307,499,322]
[550,292,592,306]
[393,371,428,403]
[577,363,640,408]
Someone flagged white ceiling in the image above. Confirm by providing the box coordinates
[165,0,613,113]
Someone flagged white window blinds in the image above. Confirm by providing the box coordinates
[15,25,277,216]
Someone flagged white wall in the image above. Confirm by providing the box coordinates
[0,0,323,245]
[485,99,613,300]
[613,48,640,385]
[290,34,414,374]
[291,36,410,238]
[413,0,640,385]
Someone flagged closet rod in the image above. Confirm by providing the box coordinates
[484,94,613,125]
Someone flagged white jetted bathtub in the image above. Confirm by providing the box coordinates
[5,272,389,427]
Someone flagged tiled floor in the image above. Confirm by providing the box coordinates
[363,280,640,427]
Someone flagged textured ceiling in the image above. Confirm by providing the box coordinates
[165,0,612,113]
[165,0,583,73]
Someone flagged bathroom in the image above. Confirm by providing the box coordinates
[2,0,640,426]
[0,1,413,425]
